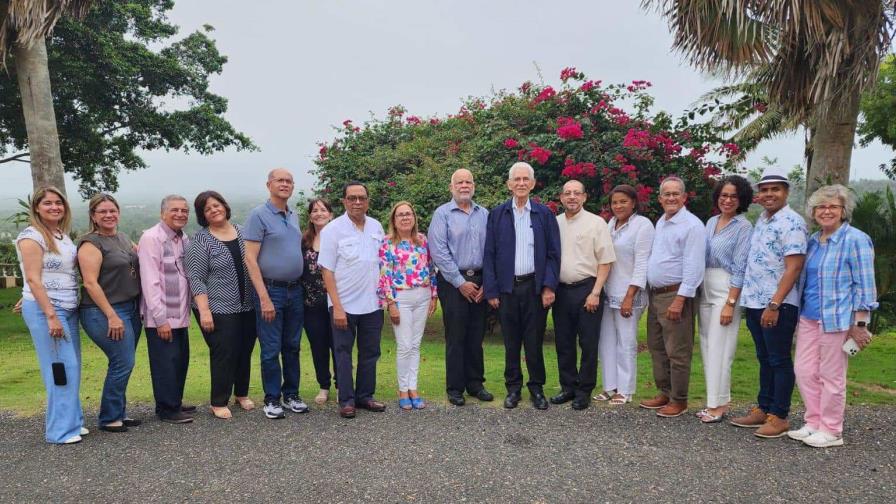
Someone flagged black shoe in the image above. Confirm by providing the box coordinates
[447,393,465,406]
[180,404,197,414]
[549,391,575,405]
[504,392,521,409]
[122,418,142,427]
[571,398,590,410]
[470,388,494,402]
[161,411,194,424]
[99,424,128,433]
[531,393,549,410]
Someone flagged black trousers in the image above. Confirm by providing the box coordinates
[332,309,384,407]
[438,273,487,395]
[304,303,337,389]
[195,310,257,407]
[552,278,602,399]
[498,277,547,394]
[146,327,189,417]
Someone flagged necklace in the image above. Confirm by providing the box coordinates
[52,230,64,240]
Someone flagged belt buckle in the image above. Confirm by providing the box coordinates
[465,269,476,277]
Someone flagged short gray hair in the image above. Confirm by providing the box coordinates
[660,176,686,194]
[807,184,854,222]
[161,194,188,212]
[508,162,535,180]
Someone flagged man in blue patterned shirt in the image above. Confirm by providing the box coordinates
[731,168,807,438]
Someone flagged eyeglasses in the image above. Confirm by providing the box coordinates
[272,178,294,185]
[815,204,843,213]
[718,193,738,201]
[395,212,414,218]
[345,195,369,203]
[561,191,585,197]
[661,191,682,199]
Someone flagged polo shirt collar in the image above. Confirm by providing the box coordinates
[265,199,292,216]
[761,204,790,223]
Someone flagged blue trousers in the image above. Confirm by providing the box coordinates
[145,326,190,418]
[80,299,141,425]
[332,309,383,407]
[253,283,304,402]
[745,304,798,419]
[22,300,84,443]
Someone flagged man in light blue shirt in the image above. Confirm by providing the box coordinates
[428,169,493,406]
[640,176,705,418]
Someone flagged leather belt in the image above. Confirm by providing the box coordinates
[264,278,302,288]
[514,273,535,284]
[462,269,482,278]
[560,277,595,288]
[649,283,680,295]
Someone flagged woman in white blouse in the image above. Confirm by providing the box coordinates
[596,185,655,404]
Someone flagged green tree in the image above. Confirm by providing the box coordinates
[0,0,256,197]
[859,54,896,180]
[645,0,896,193]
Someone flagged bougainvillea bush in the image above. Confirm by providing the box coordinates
[311,68,739,226]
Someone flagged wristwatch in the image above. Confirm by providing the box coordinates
[767,301,780,311]
[855,320,867,328]
[725,298,737,307]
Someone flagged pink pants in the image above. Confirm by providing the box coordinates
[794,317,849,436]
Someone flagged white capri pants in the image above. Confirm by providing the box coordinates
[697,267,742,408]
[392,287,431,392]
[598,303,644,396]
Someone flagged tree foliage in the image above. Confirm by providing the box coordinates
[0,0,256,197]
[312,68,738,227]
[859,54,896,180]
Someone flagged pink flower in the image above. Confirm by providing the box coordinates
[720,143,741,157]
[519,81,532,94]
[636,185,653,203]
[754,102,768,113]
[528,146,552,165]
[556,117,584,140]
[546,201,560,214]
[318,145,328,158]
[703,164,722,178]
[388,105,405,118]
[504,138,520,149]
[429,118,441,125]
[387,181,397,187]
[589,100,608,114]
[342,119,353,128]
[406,115,421,125]
[560,67,578,82]
[532,86,557,105]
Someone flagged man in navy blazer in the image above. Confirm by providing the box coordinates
[483,161,561,410]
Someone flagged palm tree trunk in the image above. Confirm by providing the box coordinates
[805,90,860,195]
[13,38,66,196]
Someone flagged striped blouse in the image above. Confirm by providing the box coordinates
[704,214,753,289]
[186,225,255,314]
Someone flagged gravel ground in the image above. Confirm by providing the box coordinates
[1,401,894,503]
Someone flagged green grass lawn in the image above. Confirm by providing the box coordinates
[0,288,893,415]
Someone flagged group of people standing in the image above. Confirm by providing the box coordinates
[16,161,877,449]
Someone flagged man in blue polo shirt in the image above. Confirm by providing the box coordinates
[244,168,307,419]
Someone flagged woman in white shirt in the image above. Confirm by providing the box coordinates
[16,187,85,444]
[596,185,654,405]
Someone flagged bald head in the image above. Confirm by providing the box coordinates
[449,168,475,205]
[266,167,295,201]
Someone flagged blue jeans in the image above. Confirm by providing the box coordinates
[80,299,141,425]
[254,283,304,402]
[22,300,84,443]
[745,304,798,418]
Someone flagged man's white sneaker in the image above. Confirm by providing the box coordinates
[263,400,285,419]
[803,431,844,448]
[284,396,309,413]
[786,425,817,441]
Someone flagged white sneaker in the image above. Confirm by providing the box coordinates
[263,400,285,419]
[62,435,82,444]
[786,425,817,440]
[803,431,844,448]
[284,396,309,413]
[80,427,89,435]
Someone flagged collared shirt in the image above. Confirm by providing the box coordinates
[242,200,303,282]
[646,207,705,297]
[138,221,191,329]
[741,205,808,309]
[377,233,438,305]
[705,214,753,288]
[557,209,616,284]
[318,213,384,315]
[16,226,79,310]
[427,199,488,288]
[512,199,535,276]
[605,215,654,309]
[801,222,878,332]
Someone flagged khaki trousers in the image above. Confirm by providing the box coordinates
[646,290,695,402]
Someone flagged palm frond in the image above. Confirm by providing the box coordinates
[0,0,93,64]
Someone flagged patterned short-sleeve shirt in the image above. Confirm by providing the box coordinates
[741,205,808,309]
[16,226,79,310]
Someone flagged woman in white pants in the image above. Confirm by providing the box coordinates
[597,185,654,405]
[696,175,753,423]
[377,201,438,410]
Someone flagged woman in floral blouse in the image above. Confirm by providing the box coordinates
[378,201,438,410]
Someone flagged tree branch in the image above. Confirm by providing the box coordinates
[0,152,30,164]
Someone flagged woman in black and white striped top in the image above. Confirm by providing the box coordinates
[187,190,257,419]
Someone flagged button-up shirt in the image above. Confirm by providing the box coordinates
[801,222,878,332]
[557,209,616,284]
[705,214,753,289]
[646,207,705,298]
[512,199,535,276]
[139,221,191,329]
[427,199,488,288]
[741,205,808,309]
[605,215,654,309]
[242,200,303,282]
[318,213,384,315]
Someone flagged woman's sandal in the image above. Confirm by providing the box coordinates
[399,397,413,410]
[697,408,726,423]
[411,396,426,410]
[609,393,631,405]
[234,396,255,411]
[593,391,614,401]
[211,406,232,419]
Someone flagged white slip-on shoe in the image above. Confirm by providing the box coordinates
[63,435,82,444]
[787,425,817,441]
[803,431,844,448]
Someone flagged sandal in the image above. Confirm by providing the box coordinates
[411,396,426,410]
[609,393,631,405]
[593,391,614,401]
[314,389,329,405]
[234,396,255,411]
[399,397,413,410]
[210,406,232,419]
[700,411,725,423]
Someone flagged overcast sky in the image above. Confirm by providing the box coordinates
[1,0,891,204]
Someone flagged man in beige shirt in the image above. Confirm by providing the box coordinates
[551,179,616,409]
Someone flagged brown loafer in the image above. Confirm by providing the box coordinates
[358,399,386,412]
[754,414,789,438]
[639,394,669,410]
[730,406,767,428]
[339,405,356,418]
[656,401,688,418]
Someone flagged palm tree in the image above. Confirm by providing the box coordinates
[1,0,93,196]
[644,0,895,193]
